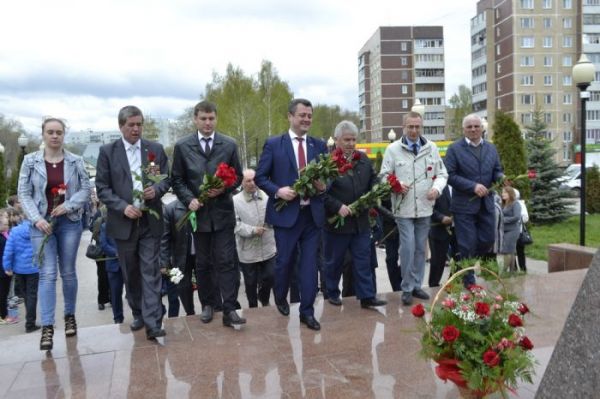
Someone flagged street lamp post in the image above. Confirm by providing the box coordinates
[411,98,425,117]
[17,133,29,157]
[573,54,596,246]
[387,129,397,143]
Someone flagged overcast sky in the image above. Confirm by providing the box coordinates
[1,0,476,134]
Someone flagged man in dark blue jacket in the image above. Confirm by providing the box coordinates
[444,114,503,286]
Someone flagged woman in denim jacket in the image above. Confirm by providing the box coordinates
[18,118,91,351]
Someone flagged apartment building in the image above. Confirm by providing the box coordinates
[470,0,579,164]
[358,26,446,142]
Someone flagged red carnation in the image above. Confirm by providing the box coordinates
[432,175,437,180]
[51,187,59,196]
[411,303,425,317]
[441,325,460,342]
[527,169,537,179]
[368,208,379,218]
[519,336,534,350]
[508,314,523,327]
[147,151,156,163]
[427,166,433,171]
[482,350,500,367]
[474,302,490,317]
[518,303,529,315]
[387,173,403,193]
[352,152,361,161]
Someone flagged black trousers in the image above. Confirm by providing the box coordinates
[194,229,238,314]
[429,236,451,287]
[384,233,401,291]
[240,257,274,308]
[96,260,110,305]
[15,273,39,329]
[516,242,527,271]
[177,253,196,315]
[0,276,11,319]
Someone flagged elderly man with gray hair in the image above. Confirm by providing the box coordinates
[323,120,387,309]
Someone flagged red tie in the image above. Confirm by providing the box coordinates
[296,137,306,170]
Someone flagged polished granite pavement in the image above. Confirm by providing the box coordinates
[0,268,586,399]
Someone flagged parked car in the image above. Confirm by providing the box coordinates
[558,164,581,194]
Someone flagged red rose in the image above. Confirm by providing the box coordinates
[427,166,433,171]
[411,303,425,317]
[519,336,534,350]
[368,208,379,218]
[508,314,523,327]
[468,284,484,292]
[441,325,460,342]
[215,163,238,187]
[147,151,156,162]
[482,350,500,367]
[432,175,437,181]
[387,174,403,193]
[474,302,490,317]
[518,303,529,315]
[50,187,59,196]
[352,152,361,161]
[528,169,537,179]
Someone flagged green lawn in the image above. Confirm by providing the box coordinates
[526,214,600,261]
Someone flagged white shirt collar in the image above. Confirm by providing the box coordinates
[122,138,141,150]
[288,130,307,141]
[465,137,483,147]
[197,131,215,143]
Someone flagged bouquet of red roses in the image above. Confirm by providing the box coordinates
[328,173,404,228]
[37,183,67,265]
[275,151,353,211]
[175,162,238,230]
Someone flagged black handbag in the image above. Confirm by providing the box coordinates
[518,224,533,246]
[85,238,104,260]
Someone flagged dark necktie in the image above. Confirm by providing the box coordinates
[296,137,306,169]
[201,137,211,153]
[412,143,418,156]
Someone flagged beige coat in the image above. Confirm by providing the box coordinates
[233,189,276,264]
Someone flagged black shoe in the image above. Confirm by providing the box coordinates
[40,325,54,351]
[64,314,77,337]
[98,303,105,310]
[401,292,413,306]
[412,288,430,300]
[328,297,342,306]
[200,306,214,323]
[360,297,387,309]
[299,314,321,331]
[146,328,166,340]
[130,318,144,331]
[26,325,41,333]
[275,299,290,316]
[223,311,247,327]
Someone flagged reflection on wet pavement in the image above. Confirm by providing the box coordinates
[0,269,585,398]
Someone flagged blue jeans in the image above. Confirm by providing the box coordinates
[31,216,83,326]
[397,217,431,293]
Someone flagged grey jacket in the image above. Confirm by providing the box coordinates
[233,189,276,264]
[18,150,91,224]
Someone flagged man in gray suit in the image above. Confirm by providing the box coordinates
[171,100,245,328]
[96,105,171,339]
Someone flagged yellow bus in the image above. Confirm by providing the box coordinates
[356,140,453,159]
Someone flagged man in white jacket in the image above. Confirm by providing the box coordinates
[380,112,448,306]
[233,169,276,308]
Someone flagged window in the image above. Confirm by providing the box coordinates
[563,56,572,67]
[497,99,501,109]
[563,113,572,123]
[402,99,408,109]
[401,85,408,94]
[584,34,600,45]
[521,113,533,124]
[591,91,600,101]
[545,113,553,124]
[596,71,600,82]
[563,0,572,8]
[497,63,502,73]
[543,18,552,29]
[401,42,407,51]
[521,37,535,48]
[563,18,572,29]
[544,75,553,86]
[563,145,570,161]
[563,94,572,104]
[401,57,407,66]
[563,131,572,142]
[520,17,534,28]
[543,37,553,48]
[414,39,443,48]
[496,44,501,55]
[544,56,553,67]
[563,75,572,86]
[542,0,552,8]
[521,56,535,66]
[521,75,534,85]
[544,94,553,104]
[563,36,573,48]
[583,14,600,25]
[497,81,502,92]
[521,0,534,8]
[521,94,535,105]
[401,70,408,80]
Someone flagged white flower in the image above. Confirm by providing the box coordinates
[169,268,184,284]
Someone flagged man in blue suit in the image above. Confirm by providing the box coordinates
[255,98,328,331]
[444,113,503,286]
